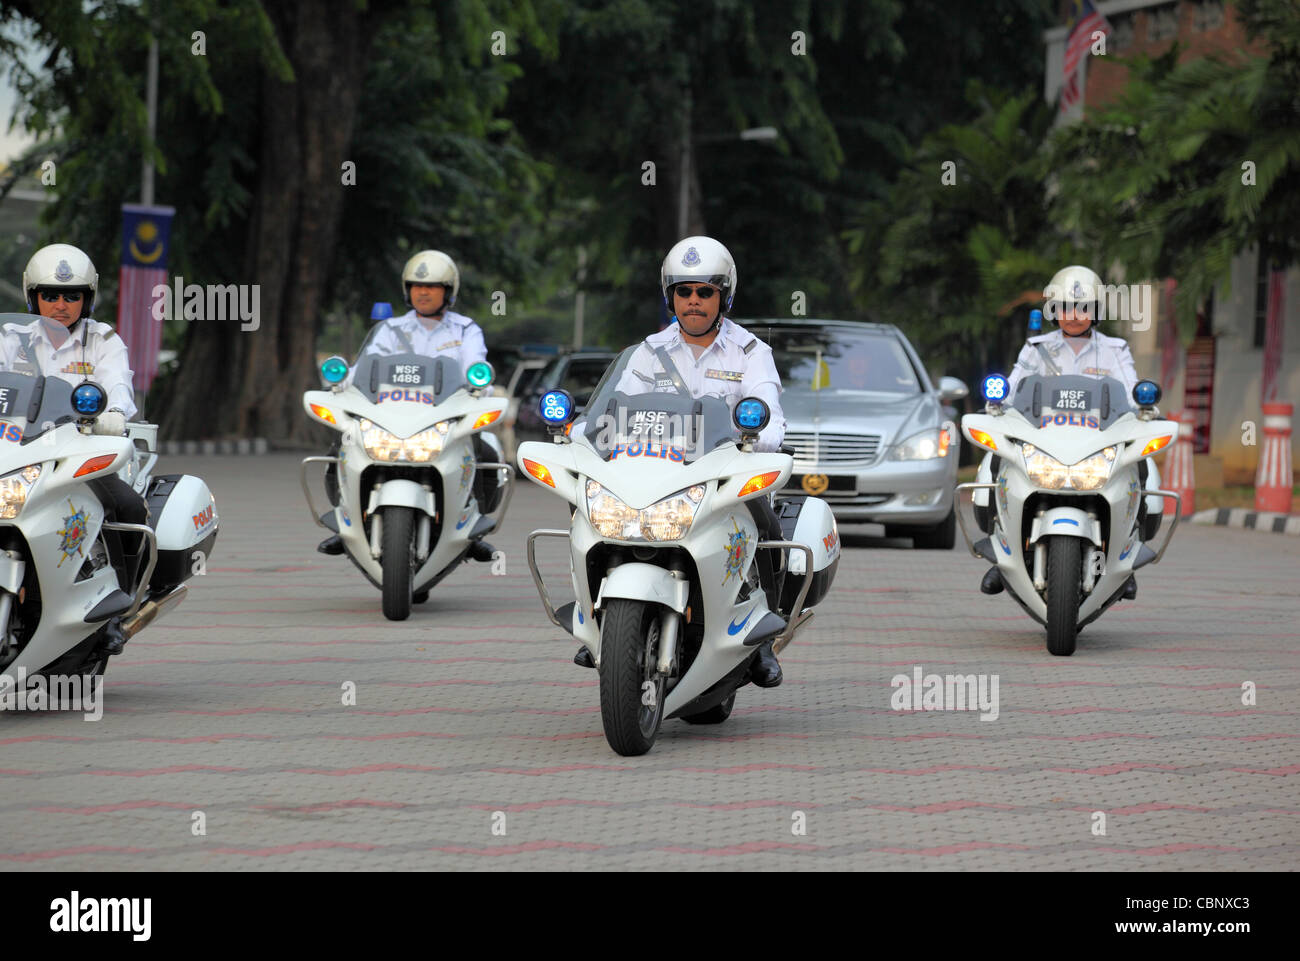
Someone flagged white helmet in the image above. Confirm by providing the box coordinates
[23,243,98,318]
[661,236,738,313]
[401,250,459,308]
[1043,265,1104,325]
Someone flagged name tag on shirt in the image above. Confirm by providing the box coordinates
[705,368,743,382]
[436,340,462,351]
[1081,367,1111,377]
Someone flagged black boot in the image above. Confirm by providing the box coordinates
[1122,575,1137,600]
[468,540,495,562]
[750,641,783,688]
[574,646,595,668]
[980,566,1004,595]
[98,617,129,656]
[317,535,344,555]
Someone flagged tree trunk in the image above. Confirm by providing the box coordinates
[161,0,376,445]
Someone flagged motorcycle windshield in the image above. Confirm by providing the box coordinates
[577,345,739,463]
[349,322,466,405]
[1013,373,1133,430]
[0,312,94,443]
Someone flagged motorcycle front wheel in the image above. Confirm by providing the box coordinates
[380,507,415,621]
[598,599,665,756]
[1045,535,1082,656]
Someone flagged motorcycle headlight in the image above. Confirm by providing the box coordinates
[359,419,452,462]
[0,465,41,519]
[1021,443,1116,491]
[889,426,952,461]
[585,481,705,541]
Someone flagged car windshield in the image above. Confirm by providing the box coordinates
[577,345,739,463]
[752,326,921,395]
[348,321,467,405]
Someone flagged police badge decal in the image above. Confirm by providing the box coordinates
[681,247,701,268]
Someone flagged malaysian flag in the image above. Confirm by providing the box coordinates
[116,203,175,395]
[1261,267,1286,402]
[1060,0,1112,113]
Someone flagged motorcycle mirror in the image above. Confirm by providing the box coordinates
[733,397,770,438]
[370,302,393,321]
[1133,380,1161,407]
[980,374,1010,407]
[539,389,576,432]
[320,356,349,386]
[71,382,107,417]
[466,361,494,390]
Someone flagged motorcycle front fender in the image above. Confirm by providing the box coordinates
[595,562,689,614]
[1028,506,1102,546]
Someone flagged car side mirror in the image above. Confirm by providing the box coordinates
[938,376,969,403]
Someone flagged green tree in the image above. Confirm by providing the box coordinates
[1048,0,1300,333]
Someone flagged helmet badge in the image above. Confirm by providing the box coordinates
[1070,280,1085,300]
[414,262,429,279]
[54,260,74,282]
[681,246,701,268]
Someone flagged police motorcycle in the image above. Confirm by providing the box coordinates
[517,347,840,756]
[301,317,513,621]
[0,349,219,701]
[955,365,1181,656]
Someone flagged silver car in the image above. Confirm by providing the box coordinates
[739,319,968,549]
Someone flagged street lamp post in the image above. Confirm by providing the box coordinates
[677,123,777,239]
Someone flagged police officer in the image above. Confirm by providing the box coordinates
[1,244,147,655]
[588,236,787,687]
[977,264,1156,599]
[317,250,503,559]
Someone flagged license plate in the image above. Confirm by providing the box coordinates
[389,363,426,385]
[1052,388,1093,411]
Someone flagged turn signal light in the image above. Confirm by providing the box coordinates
[1141,435,1174,457]
[523,458,555,488]
[74,454,117,477]
[473,409,502,430]
[310,404,337,426]
[737,471,780,497]
[969,429,997,451]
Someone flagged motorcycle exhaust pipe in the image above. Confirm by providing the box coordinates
[121,585,188,641]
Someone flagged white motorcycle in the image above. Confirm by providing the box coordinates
[0,361,218,700]
[301,335,513,620]
[957,372,1180,655]
[518,347,840,756]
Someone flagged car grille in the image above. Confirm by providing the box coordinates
[785,431,883,469]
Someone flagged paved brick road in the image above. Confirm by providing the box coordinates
[4,454,1297,870]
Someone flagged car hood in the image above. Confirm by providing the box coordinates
[781,390,940,445]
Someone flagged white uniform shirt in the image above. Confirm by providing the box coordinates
[357,309,487,378]
[1008,329,1139,399]
[0,317,137,419]
[613,318,786,452]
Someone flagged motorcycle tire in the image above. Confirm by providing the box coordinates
[598,599,665,756]
[380,507,415,622]
[681,693,736,725]
[1045,535,1082,656]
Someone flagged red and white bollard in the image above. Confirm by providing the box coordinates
[1255,402,1294,514]
[1164,409,1195,516]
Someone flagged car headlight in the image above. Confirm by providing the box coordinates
[1021,443,1116,491]
[889,426,952,461]
[0,465,41,519]
[585,481,705,541]
[359,419,452,462]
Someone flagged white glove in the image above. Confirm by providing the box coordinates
[92,411,127,436]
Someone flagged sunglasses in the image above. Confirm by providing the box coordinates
[673,284,718,300]
[39,290,84,303]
